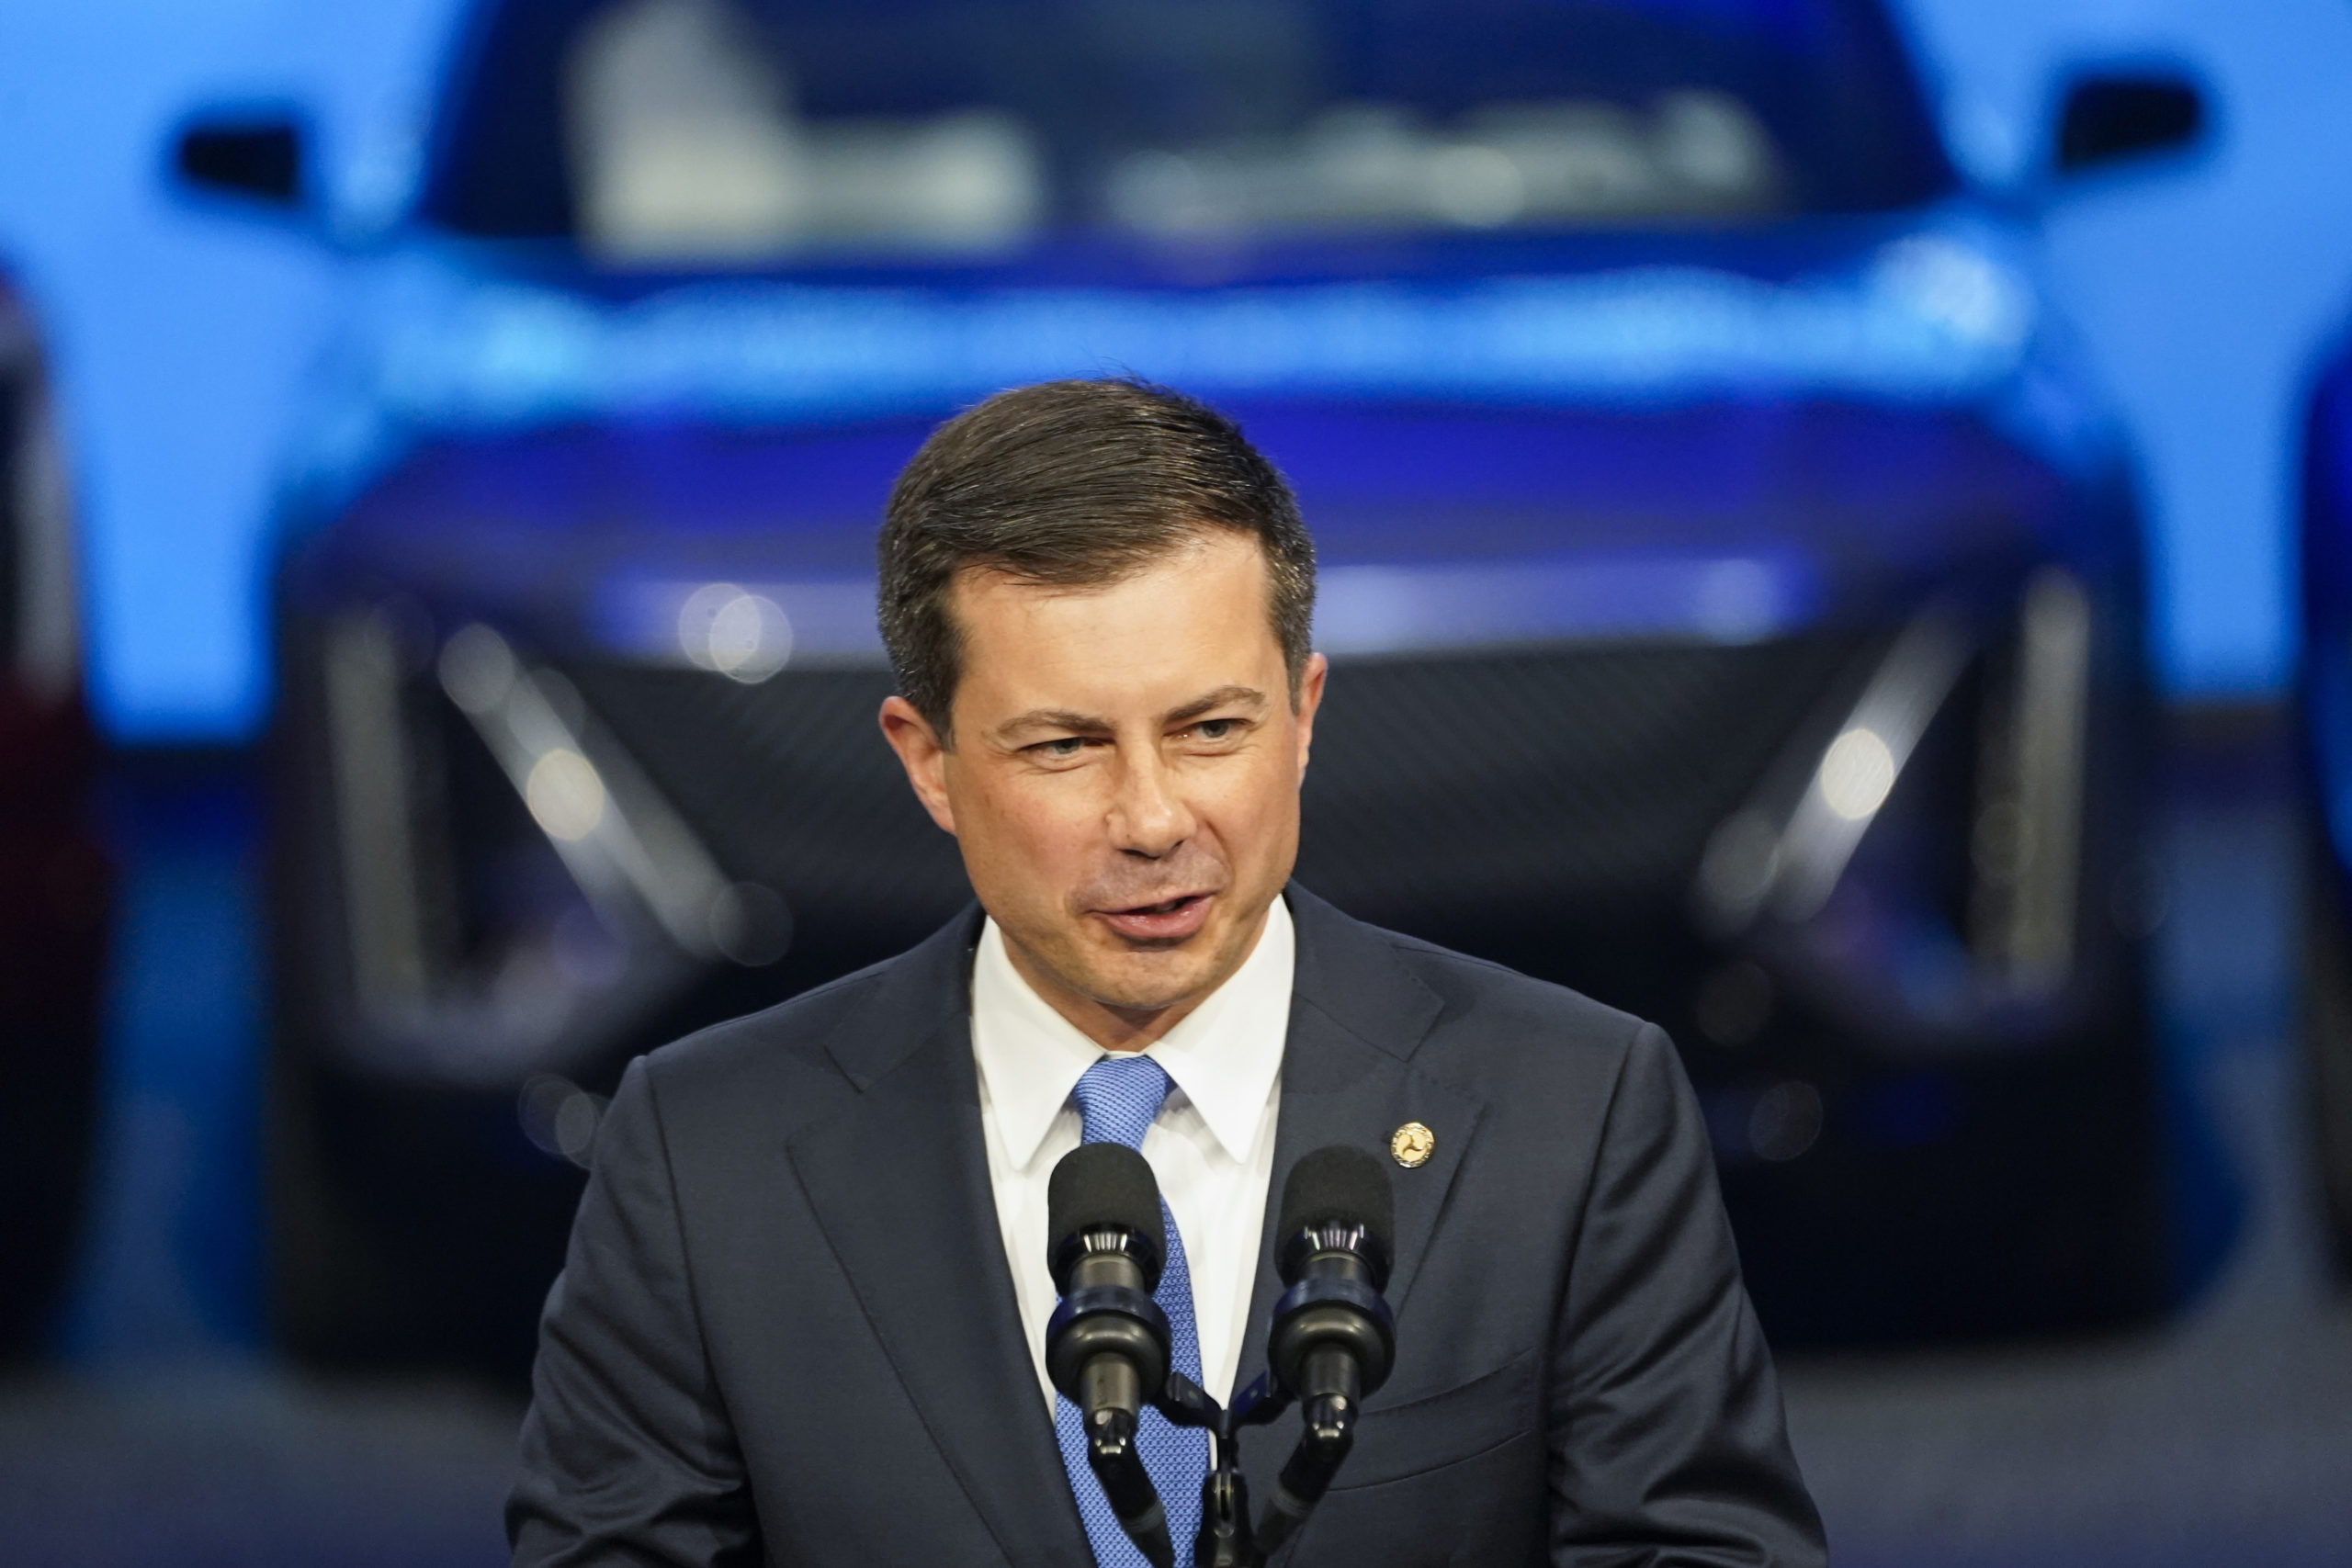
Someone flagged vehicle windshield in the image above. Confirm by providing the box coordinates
[427,0,1953,263]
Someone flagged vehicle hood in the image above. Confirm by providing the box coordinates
[285,206,2129,658]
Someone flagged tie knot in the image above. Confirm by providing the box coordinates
[1071,1054,1173,1150]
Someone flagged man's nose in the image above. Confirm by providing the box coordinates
[1107,749,1194,858]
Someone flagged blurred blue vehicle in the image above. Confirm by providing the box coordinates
[176,0,2210,1375]
[2298,332,2352,1274]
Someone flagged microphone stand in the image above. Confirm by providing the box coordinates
[1155,1370,1358,1567]
[1083,1401,1177,1568]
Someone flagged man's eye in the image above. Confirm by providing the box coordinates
[1192,719,1238,741]
[1035,738,1086,758]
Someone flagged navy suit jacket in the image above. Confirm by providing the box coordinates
[509,886,1826,1566]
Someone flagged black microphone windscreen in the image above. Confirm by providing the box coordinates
[1048,1142,1164,1256]
[1278,1145,1396,1258]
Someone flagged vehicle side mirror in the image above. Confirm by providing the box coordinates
[2052,73,2207,177]
[171,110,311,210]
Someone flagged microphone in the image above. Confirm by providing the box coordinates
[1256,1145,1396,1558]
[1046,1143,1177,1568]
[1271,1145,1396,1422]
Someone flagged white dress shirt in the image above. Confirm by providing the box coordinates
[971,895,1293,1415]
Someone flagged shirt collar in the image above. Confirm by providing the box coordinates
[970,895,1295,1171]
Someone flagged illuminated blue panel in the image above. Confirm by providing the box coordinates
[587,548,1823,670]
[1312,552,1821,649]
[322,227,2033,442]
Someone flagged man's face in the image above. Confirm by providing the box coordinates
[880,531,1324,1046]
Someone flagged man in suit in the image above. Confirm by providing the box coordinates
[509,379,1826,1566]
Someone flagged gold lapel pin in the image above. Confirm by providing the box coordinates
[1390,1122,1435,1169]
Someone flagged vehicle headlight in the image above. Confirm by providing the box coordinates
[1694,565,2111,1052]
[314,608,787,1087]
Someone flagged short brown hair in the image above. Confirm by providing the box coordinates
[877,378,1316,739]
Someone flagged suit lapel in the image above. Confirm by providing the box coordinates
[785,913,1091,1568]
[1233,889,1487,1500]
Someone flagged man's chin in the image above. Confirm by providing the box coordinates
[1075,965,1216,1019]
[1004,897,1268,1022]
[1055,932,1237,1014]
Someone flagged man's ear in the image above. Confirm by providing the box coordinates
[879,694,958,836]
[1291,651,1328,784]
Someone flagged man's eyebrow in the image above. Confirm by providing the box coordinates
[990,686,1267,741]
[1163,684,1268,725]
[993,707,1110,740]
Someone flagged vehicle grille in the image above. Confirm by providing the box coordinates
[1296,637,1869,928]
[564,634,1871,956]
[563,663,972,951]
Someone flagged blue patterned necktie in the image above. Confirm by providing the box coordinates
[1056,1054,1209,1566]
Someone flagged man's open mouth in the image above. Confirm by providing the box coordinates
[1093,891,1217,941]
[1117,894,1204,917]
